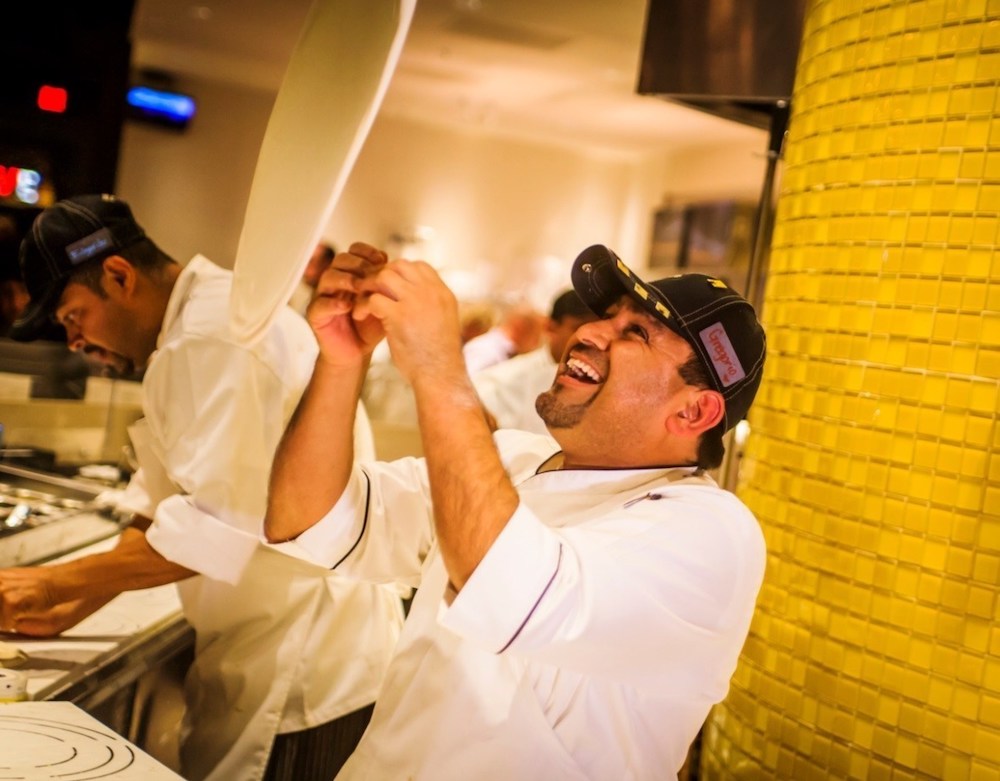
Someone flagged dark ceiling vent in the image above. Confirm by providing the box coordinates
[637,0,807,129]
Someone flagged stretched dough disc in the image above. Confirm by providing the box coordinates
[229,0,415,344]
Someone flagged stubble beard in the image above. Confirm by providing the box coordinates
[535,387,594,429]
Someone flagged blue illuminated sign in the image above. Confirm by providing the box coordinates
[126,86,197,128]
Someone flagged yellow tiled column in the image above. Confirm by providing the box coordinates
[701,1,999,779]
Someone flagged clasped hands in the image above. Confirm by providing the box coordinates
[307,242,466,383]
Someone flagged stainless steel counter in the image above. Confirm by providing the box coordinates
[0,462,123,568]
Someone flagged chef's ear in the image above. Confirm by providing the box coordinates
[667,389,724,437]
[101,255,137,297]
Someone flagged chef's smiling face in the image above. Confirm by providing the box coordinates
[535,295,700,460]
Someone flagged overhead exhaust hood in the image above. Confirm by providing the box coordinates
[637,0,807,130]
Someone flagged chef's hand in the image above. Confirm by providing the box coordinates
[0,567,104,638]
[358,260,464,385]
[307,242,390,366]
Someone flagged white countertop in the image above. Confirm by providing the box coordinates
[0,700,184,779]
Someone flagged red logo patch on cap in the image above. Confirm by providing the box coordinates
[699,323,745,387]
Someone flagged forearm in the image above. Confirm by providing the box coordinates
[49,527,194,603]
[412,368,519,591]
[265,356,367,542]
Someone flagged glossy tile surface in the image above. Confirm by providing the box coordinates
[702,1,1000,778]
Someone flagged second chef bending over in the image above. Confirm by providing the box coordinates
[265,241,769,779]
[1,196,404,781]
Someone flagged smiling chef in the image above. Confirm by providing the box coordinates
[264,241,769,779]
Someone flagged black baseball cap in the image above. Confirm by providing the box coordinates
[10,194,147,342]
[571,244,766,432]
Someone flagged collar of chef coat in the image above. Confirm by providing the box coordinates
[499,430,710,504]
[156,255,224,350]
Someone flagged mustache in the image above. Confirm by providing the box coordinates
[82,346,136,377]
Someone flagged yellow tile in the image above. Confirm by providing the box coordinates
[955,477,984,512]
[871,722,897,759]
[947,215,974,243]
[916,742,945,778]
[975,349,1000,379]
[958,313,985,342]
[959,150,987,177]
[968,584,996,619]
[983,695,1000,729]
[942,753,973,779]
[945,377,972,406]
[947,711,978,747]
[973,552,1000,584]
[978,519,1000,553]
[960,448,989,478]
[928,672,955,710]
[939,279,965,308]
[979,183,1000,212]
[973,731,1000,769]
[896,734,920,769]
[917,572,943,603]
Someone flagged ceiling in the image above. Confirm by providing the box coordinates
[131,0,765,157]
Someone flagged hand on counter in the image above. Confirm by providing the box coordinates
[0,567,114,637]
[0,527,195,637]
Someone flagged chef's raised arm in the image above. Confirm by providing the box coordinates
[360,259,519,591]
[265,243,389,542]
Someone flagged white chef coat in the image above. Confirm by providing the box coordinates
[124,256,403,781]
[276,429,766,780]
[472,345,557,436]
[287,279,314,316]
[462,326,515,374]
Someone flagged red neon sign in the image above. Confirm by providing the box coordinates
[37,85,68,113]
[0,166,42,204]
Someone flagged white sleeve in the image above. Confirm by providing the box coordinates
[273,458,436,590]
[114,468,158,519]
[142,338,300,583]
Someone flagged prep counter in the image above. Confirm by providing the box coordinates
[0,463,193,748]
[5,535,193,745]
[13,536,191,705]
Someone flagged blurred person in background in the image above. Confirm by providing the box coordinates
[462,302,545,374]
[362,297,499,430]
[0,195,403,781]
[472,289,597,436]
[458,300,495,344]
[0,212,89,398]
[0,215,29,336]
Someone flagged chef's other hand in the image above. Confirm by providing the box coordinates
[359,260,464,385]
[307,242,390,366]
[0,567,90,638]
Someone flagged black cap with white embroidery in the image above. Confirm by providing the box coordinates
[10,194,146,341]
[571,244,766,432]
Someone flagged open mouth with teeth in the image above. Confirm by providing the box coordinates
[564,355,604,384]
